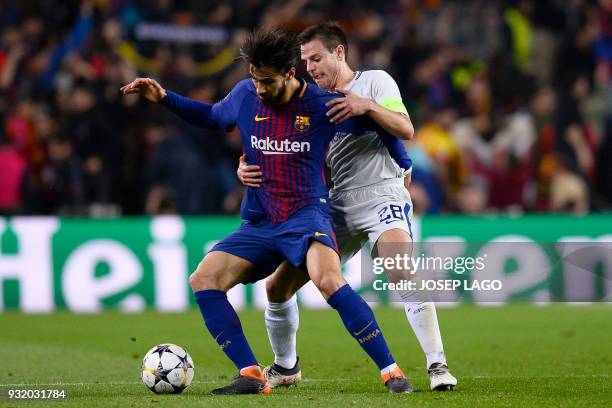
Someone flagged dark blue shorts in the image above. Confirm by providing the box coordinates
[211,203,338,283]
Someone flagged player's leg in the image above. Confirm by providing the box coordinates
[274,203,411,392]
[189,251,259,372]
[305,241,413,393]
[263,261,309,386]
[189,223,284,395]
[373,206,457,391]
[263,215,365,387]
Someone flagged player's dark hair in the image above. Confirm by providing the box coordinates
[298,22,349,60]
[239,29,300,74]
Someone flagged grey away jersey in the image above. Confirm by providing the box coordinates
[326,70,411,192]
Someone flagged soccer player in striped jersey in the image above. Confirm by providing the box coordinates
[238,23,457,391]
[121,29,412,395]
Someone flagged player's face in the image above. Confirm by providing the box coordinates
[250,65,293,105]
[301,39,342,91]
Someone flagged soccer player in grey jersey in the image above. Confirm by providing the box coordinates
[238,22,457,391]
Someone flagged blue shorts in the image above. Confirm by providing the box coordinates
[211,203,338,283]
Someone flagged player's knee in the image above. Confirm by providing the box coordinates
[314,272,345,299]
[189,262,222,292]
[266,278,294,303]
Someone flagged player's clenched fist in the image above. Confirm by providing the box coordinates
[120,77,167,103]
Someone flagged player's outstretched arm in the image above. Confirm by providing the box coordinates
[237,154,262,188]
[326,88,414,140]
[120,77,218,129]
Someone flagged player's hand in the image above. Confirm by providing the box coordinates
[120,78,167,103]
[325,88,373,124]
[237,154,262,188]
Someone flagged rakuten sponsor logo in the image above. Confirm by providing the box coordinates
[250,135,310,155]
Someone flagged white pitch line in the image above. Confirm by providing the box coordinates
[1,374,608,387]
[0,380,331,386]
[0,379,341,387]
[0,382,142,386]
[466,374,609,379]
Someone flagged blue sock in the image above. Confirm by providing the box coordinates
[194,290,258,370]
[327,284,395,370]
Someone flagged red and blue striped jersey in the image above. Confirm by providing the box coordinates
[212,78,357,223]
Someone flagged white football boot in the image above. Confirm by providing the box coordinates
[428,363,457,391]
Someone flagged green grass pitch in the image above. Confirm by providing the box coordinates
[0,304,610,407]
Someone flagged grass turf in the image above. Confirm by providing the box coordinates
[0,304,610,407]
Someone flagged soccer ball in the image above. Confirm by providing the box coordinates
[141,343,195,394]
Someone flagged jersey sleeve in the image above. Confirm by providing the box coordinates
[160,91,217,128]
[370,70,409,116]
[210,79,250,129]
[160,79,249,130]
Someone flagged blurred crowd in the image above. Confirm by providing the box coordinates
[0,0,611,216]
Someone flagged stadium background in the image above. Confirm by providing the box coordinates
[0,1,611,407]
[1,0,611,218]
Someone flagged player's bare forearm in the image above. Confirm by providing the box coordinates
[367,103,414,141]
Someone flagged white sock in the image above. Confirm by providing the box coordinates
[265,295,299,369]
[401,291,446,368]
